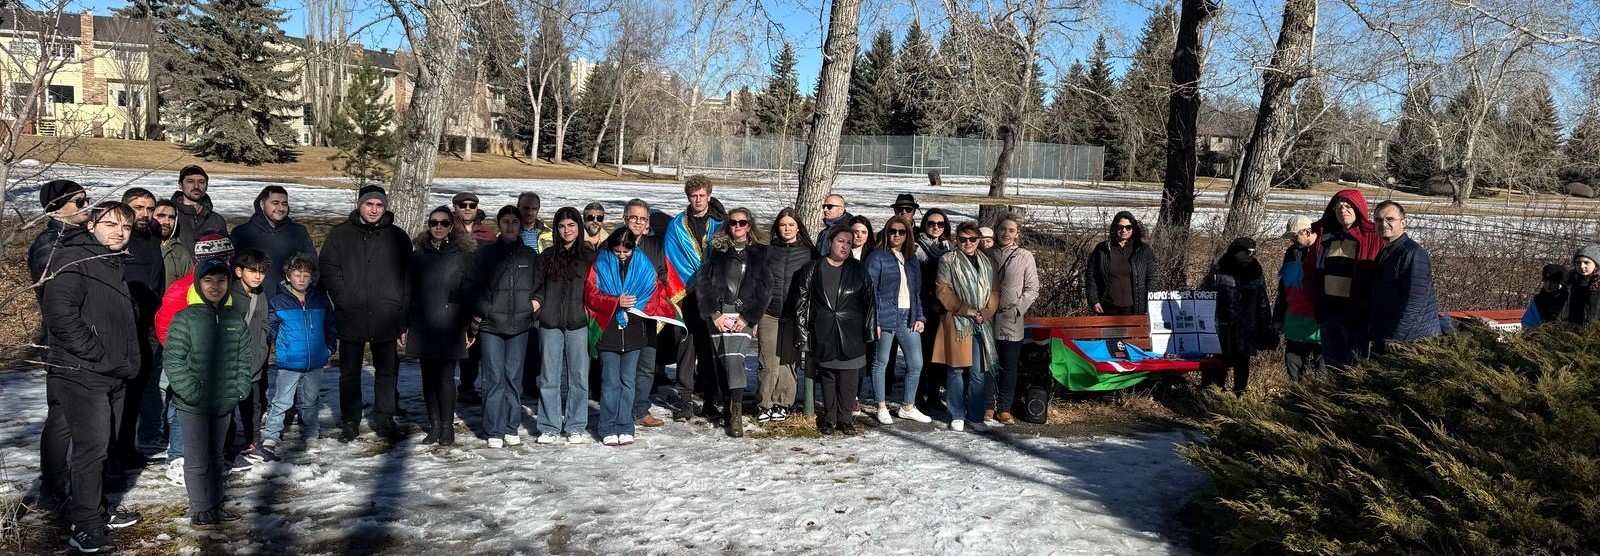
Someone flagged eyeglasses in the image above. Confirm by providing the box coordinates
[455,202,477,209]
[887,229,908,237]
[927,221,947,228]
[428,219,453,228]
[822,204,840,210]
[957,236,980,244]
[585,214,604,222]
[1114,225,1134,231]
[729,220,750,228]
[625,215,649,223]
[894,207,914,214]
[70,196,88,207]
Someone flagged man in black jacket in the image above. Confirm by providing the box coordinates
[27,179,87,508]
[318,186,412,442]
[231,185,317,300]
[170,165,228,248]
[1369,201,1441,353]
[42,202,143,552]
[116,188,165,468]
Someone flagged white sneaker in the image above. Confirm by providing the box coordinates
[618,434,635,445]
[602,435,620,446]
[970,421,991,433]
[949,420,965,432]
[535,433,559,445]
[566,433,590,445]
[504,434,522,446]
[898,406,933,423]
[165,458,185,487]
[876,408,893,425]
[984,419,1004,428]
[487,437,505,449]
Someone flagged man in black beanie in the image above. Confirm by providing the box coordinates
[25,178,88,514]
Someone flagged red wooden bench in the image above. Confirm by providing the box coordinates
[1023,315,1221,376]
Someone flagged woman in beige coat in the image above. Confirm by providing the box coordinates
[986,215,1039,424]
[932,222,999,432]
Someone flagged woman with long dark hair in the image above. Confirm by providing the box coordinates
[467,206,541,448]
[696,207,770,437]
[533,207,597,444]
[1086,210,1156,316]
[586,229,678,446]
[914,209,952,412]
[757,208,815,422]
[1561,245,1600,324]
[848,215,874,260]
[406,206,476,445]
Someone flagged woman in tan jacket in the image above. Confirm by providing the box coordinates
[933,222,1000,432]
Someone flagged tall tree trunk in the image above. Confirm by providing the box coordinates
[795,0,863,234]
[554,99,568,162]
[616,104,627,177]
[590,102,615,167]
[980,125,1017,224]
[390,4,468,235]
[1223,0,1317,239]
[1156,0,1218,289]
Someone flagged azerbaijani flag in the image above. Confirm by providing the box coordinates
[1048,339,1155,392]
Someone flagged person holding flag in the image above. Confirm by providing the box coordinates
[588,229,681,446]
[661,175,725,421]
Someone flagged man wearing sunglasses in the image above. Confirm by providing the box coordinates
[450,192,496,244]
[890,193,919,221]
[582,202,611,249]
[815,194,853,255]
[26,179,90,516]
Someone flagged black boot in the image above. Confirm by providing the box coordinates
[725,388,744,438]
[421,422,439,445]
[439,422,455,446]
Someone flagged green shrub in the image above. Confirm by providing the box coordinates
[1182,323,1600,555]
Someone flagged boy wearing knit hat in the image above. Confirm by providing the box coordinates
[153,232,237,484]
[1275,214,1322,379]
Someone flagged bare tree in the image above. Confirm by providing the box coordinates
[1156,0,1219,287]
[663,0,760,179]
[1222,0,1317,239]
[304,0,350,147]
[384,0,471,233]
[795,0,863,235]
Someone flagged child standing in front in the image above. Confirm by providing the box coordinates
[163,259,253,527]
[1521,263,1569,328]
[254,253,336,461]
[230,250,272,465]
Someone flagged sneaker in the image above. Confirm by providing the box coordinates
[618,434,635,445]
[535,433,559,445]
[243,443,279,463]
[897,406,933,423]
[636,414,665,427]
[875,408,893,425]
[838,425,860,436]
[970,421,991,433]
[304,438,324,453]
[214,506,242,522]
[228,457,252,474]
[602,435,620,446]
[487,437,505,449]
[105,507,141,529]
[166,458,186,487]
[950,420,965,432]
[504,434,523,446]
[756,408,773,423]
[191,509,220,529]
[566,433,589,445]
[775,406,791,420]
[69,523,115,553]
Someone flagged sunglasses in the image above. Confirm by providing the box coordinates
[70,196,88,207]
[585,214,604,222]
[1114,225,1134,231]
[822,204,840,210]
[927,221,947,228]
[456,202,477,209]
[957,236,980,244]
[428,219,453,228]
[894,207,914,214]
[887,228,908,237]
[729,219,750,227]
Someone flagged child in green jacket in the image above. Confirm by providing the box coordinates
[162,259,253,528]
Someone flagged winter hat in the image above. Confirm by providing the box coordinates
[1575,244,1600,266]
[39,179,85,212]
[1282,215,1313,239]
[178,165,208,183]
[979,226,995,239]
[1543,263,1569,283]
[193,232,235,263]
[451,192,479,207]
[890,194,919,210]
[1229,237,1258,253]
[358,185,388,206]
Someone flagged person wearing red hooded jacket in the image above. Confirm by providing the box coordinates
[1305,189,1383,368]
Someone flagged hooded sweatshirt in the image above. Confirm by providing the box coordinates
[1306,189,1383,327]
[230,207,317,300]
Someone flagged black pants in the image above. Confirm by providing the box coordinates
[1203,355,1252,393]
[419,359,459,434]
[1284,341,1325,380]
[178,410,229,513]
[1102,304,1140,316]
[991,340,1025,414]
[232,374,268,452]
[916,314,946,409]
[523,329,542,396]
[675,291,716,402]
[339,340,399,426]
[113,344,157,462]
[818,366,861,430]
[459,341,481,394]
[51,372,124,528]
[40,377,71,498]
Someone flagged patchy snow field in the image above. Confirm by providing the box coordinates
[0,365,1204,555]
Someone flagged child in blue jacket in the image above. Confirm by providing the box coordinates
[254,253,336,460]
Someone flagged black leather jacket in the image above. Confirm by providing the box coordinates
[793,258,877,370]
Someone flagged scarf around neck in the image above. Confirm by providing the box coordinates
[939,250,997,372]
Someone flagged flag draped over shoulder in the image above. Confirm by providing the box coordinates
[662,211,719,302]
[586,247,680,331]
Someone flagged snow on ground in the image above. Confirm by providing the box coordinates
[0,366,1204,554]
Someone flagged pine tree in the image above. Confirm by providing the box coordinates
[891,20,936,136]
[1562,109,1600,186]
[1047,62,1090,145]
[1387,84,1440,187]
[1118,3,1177,182]
[1498,81,1561,192]
[166,0,300,164]
[325,57,398,187]
[570,61,620,162]
[1277,81,1329,189]
[756,43,806,137]
[846,28,897,136]
[1080,36,1123,173]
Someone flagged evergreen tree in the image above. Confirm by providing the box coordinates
[846,28,897,135]
[891,20,936,135]
[325,57,398,187]
[1277,81,1329,189]
[1387,84,1440,187]
[1080,36,1124,172]
[756,43,806,137]
[1498,81,1561,192]
[570,61,620,162]
[1561,108,1600,186]
[1047,62,1091,145]
[1117,3,1177,182]
[166,0,300,164]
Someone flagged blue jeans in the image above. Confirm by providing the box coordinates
[536,327,590,435]
[1320,323,1369,369]
[869,310,925,406]
[945,335,990,423]
[261,367,323,442]
[600,350,640,437]
[160,371,183,461]
[633,345,656,419]
[480,332,529,438]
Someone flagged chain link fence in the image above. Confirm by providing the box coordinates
[662,135,1105,182]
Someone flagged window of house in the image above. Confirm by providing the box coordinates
[116,88,144,108]
[302,103,314,126]
[49,42,76,60]
[1332,142,1350,164]
[47,85,75,104]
